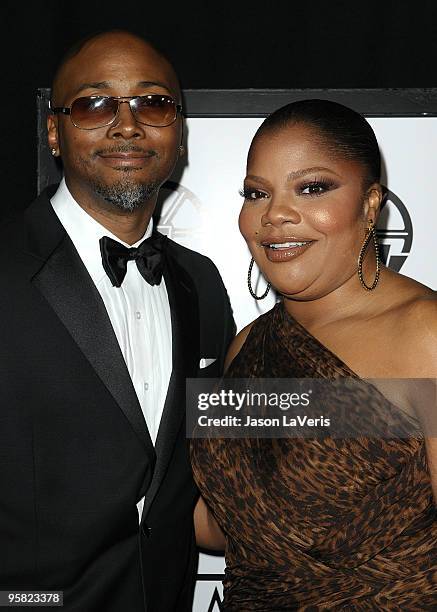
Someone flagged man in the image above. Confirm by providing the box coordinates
[0,30,234,611]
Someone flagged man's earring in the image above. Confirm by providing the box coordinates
[51,148,57,156]
[179,145,185,156]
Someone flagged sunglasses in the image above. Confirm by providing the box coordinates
[50,94,182,129]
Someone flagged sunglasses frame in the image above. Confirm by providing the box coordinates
[50,94,183,129]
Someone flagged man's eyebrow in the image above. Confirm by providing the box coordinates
[137,80,172,93]
[72,80,173,97]
[73,81,111,96]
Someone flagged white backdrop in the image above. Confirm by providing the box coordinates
[155,116,437,612]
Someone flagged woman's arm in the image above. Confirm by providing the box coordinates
[193,322,257,550]
[194,496,226,551]
[224,321,255,371]
[404,297,437,501]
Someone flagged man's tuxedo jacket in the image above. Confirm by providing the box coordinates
[0,188,235,611]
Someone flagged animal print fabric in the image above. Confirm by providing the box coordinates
[190,301,437,610]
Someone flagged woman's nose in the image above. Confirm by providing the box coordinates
[261,196,302,227]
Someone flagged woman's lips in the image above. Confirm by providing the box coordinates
[262,240,314,262]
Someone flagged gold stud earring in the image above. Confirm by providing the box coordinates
[357,219,380,291]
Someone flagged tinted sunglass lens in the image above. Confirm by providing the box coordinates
[71,97,117,129]
[133,95,176,127]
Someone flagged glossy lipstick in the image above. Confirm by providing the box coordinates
[262,240,314,262]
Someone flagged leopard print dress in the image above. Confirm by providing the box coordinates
[190,301,437,611]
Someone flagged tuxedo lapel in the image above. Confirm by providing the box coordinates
[24,193,156,464]
[142,243,199,517]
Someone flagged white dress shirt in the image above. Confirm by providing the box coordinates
[51,179,172,445]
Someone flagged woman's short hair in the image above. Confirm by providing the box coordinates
[254,99,381,188]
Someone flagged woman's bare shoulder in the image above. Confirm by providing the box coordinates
[395,289,437,377]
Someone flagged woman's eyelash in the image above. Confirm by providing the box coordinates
[239,187,268,200]
[299,179,336,195]
[239,179,336,200]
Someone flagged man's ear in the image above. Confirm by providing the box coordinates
[179,116,185,158]
[47,114,60,156]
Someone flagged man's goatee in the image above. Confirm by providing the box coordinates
[92,178,160,212]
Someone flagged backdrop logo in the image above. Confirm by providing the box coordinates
[194,575,224,611]
[154,183,413,273]
[207,588,223,611]
[155,181,203,245]
[378,188,413,272]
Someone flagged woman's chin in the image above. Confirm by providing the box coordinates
[269,279,312,299]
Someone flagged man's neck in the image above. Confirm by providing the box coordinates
[65,181,156,244]
[77,201,154,244]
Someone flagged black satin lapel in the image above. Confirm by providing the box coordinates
[32,235,155,462]
[142,249,199,517]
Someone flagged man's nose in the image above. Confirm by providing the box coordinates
[107,101,146,139]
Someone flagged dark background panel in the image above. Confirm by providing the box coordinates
[2,0,437,215]
[36,87,437,196]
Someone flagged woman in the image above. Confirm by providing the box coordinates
[191,99,437,610]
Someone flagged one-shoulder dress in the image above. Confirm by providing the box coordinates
[190,302,437,611]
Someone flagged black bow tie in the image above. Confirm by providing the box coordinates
[99,233,168,288]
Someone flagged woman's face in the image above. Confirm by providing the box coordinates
[239,123,375,300]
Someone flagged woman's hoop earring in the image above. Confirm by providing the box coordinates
[357,220,380,291]
[247,257,271,300]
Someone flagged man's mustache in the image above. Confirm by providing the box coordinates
[94,145,157,156]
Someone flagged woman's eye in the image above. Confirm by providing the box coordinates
[239,188,268,201]
[300,181,334,195]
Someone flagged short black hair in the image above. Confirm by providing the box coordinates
[254,99,381,188]
[50,29,118,105]
[50,29,176,106]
